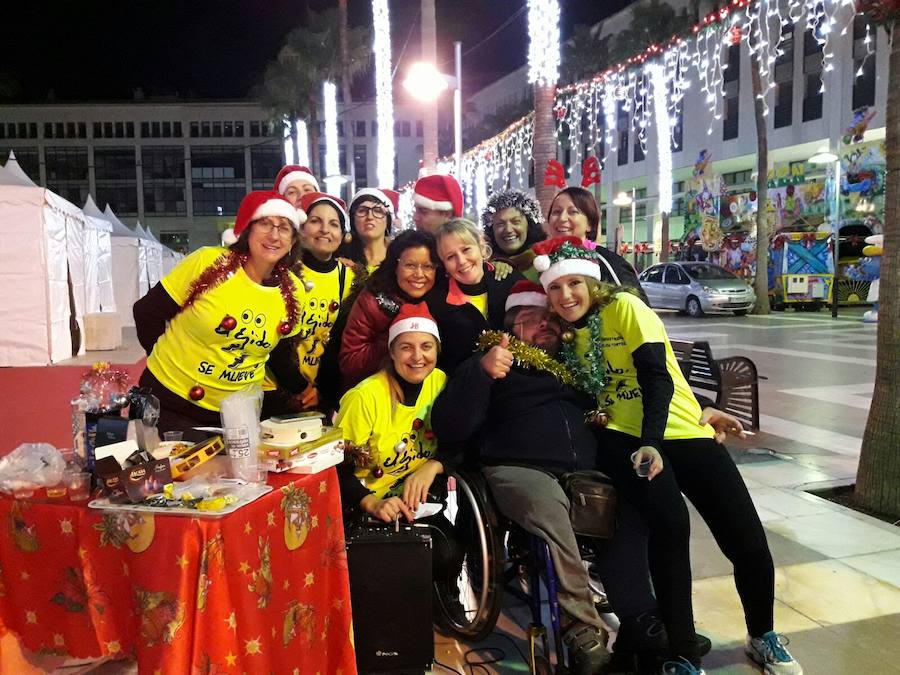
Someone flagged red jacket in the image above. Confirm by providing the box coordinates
[338,290,396,391]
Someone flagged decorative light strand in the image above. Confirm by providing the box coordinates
[372,0,396,188]
[296,119,310,167]
[283,118,295,164]
[322,81,341,194]
[527,0,561,87]
[647,61,672,214]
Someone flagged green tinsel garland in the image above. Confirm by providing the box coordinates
[558,311,607,399]
[476,331,576,387]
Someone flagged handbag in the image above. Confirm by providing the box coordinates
[559,470,618,539]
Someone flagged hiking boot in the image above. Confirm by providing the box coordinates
[662,657,705,674]
[745,631,803,675]
[563,621,611,675]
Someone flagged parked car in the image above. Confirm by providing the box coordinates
[638,262,756,317]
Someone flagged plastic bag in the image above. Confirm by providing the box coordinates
[0,443,66,493]
[219,385,264,483]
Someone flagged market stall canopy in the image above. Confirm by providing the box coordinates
[0,151,38,187]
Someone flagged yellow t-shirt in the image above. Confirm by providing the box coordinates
[574,292,714,441]
[293,261,356,386]
[147,247,306,411]
[335,368,447,499]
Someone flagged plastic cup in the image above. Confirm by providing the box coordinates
[163,431,184,442]
[630,451,652,479]
[224,426,261,483]
[66,472,92,501]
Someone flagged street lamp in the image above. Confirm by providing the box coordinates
[403,41,463,179]
[613,189,637,267]
[809,145,841,318]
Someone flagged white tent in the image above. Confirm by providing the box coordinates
[133,221,163,290]
[88,198,143,329]
[0,153,102,365]
[143,224,181,275]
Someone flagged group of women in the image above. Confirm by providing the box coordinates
[133,168,800,675]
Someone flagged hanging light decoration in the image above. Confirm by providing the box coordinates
[296,119,310,168]
[527,0,560,87]
[372,0,396,188]
[322,81,342,195]
[647,61,672,215]
[283,118,295,164]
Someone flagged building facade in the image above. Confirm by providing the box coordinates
[0,100,428,249]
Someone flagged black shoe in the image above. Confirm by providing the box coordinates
[695,632,712,657]
[614,611,668,656]
[563,622,611,675]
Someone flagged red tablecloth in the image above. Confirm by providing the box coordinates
[0,470,356,674]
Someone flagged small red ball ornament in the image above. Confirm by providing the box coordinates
[278,321,292,335]
[329,300,339,313]
[219,315,237,331]
[189,385,205,401]
[372,467,384,479]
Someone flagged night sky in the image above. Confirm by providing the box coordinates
[4,0,630,103]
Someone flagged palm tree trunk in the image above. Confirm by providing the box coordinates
[339,0,352,106]
[533,85,557,215]
[421,0,439,172]
[749,49,771,314]
[289,117,299,165]
[659,212,670,262]
[855,23,900,519]
[309,99,321,176]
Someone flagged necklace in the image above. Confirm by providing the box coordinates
[558,311,607,398]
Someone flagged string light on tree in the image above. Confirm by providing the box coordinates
[527,0,560,86]
[647,61,672,215]
[372,0,395,188]
[296,120,310,167]
[322,81,342,195]
[283,119,295,164]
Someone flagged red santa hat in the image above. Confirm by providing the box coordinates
[388,303,441,345]
[222,191,304,246]
[413,174,464,217]
[533,236,604,290]
[350,187,395,231]
[298,191,350,233]
[504,280,548,312]
[274,165,320,195]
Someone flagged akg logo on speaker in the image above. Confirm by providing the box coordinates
[375,650,399,657]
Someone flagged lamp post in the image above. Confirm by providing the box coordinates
[403,42,463,179]
[809,145,840,318]
[613,189,637,268]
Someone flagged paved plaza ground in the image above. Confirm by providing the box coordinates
[2,307,897,674]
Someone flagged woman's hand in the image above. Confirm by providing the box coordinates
[402,460,444,512]
[492,261,513,281]
[298,384,320,410]
[360,494,414,523]
[633,446,664,481]
[699,407,747,443]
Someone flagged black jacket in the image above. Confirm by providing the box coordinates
[428,265,523,376]
[594,247,649,304]
[431,352,598,475]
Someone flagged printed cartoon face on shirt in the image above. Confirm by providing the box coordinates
[382,418,434,484]
[213,308,276,371]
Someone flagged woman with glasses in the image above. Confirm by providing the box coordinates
[336,188,395,273]
[338,230,441,393]
[133,191,308,439]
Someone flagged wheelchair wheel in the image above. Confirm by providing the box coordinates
[433,469,505,642]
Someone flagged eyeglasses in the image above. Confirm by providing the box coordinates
[513,312,552,329]
[400,262,437,274]
[253,218,295,238]
[355,205,387,220]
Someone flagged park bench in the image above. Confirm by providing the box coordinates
[669,339,761,432]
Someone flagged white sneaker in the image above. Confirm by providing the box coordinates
[745,631,803,675]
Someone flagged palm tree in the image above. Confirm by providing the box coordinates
[255,8,372,174]
[749,29,771,314]
[854,5,900,519]
[561,24,611,85]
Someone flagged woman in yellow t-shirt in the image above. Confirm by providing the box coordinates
[535,236,801,675]
[133,191,309,441]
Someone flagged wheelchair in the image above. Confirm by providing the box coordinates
[432,467,614,675]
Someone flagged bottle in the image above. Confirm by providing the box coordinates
[70,393,90,463]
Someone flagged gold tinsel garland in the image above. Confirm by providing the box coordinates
[476,331,576,388]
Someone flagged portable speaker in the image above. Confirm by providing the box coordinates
[346,523,434,674]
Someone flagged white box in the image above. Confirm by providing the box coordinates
[84,312,122,350]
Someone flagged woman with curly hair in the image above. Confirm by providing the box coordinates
[481,189,546,280]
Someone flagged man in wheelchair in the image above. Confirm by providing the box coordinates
[432,282,721,675]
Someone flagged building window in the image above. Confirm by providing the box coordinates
[163,121,172,137]
[354,121,366,137]
[722,169,753,186]
[142,146,187,216]
[416,121,423,137]
[671,101,683,152]
[235,121,244,137]
[201,122,211,138]
[190,121,200,138]
[371,121,377,136]
[174,121,183,138]
[115,122,124,138]
[353,144,368,187]
[95,147,138,215]
[250,145,282,189]
[126,122,134,138]
[402,121,411,137]
[141,122,150,138]
[190,146,246,215]
[722,42,740,141]
[250,121,260,137]
[339,144,348,175]
[802,28,824,122]
[723,93,740,140]
[212,121,222,137]
[159,230,190,253]
[616,101,629,166]
[150,122,160,138]
[337,122,345,137]
[223,121,233,138]
[45,147,89,205]
[47,123,57,139]
[633,133,645,162]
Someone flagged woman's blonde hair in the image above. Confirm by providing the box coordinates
[433,218,492,261]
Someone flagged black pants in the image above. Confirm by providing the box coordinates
[138,369,220,443]
[594,429,774,665]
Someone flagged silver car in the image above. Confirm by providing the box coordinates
[639,262,756,317]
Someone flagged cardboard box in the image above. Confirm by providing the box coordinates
[95,454,173,504]
[260,426,342,462]
[262,435,344,474]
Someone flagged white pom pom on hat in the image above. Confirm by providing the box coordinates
[534,255,551,273]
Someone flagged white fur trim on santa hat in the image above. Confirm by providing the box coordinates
[222,228,238,246]
[252,197,303,229]
[277,170,319,195]
[539,259,603,290]
[353,188,393,213]
[388,317,441,346]
[505,292,548,312]
[412,191,453,213]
